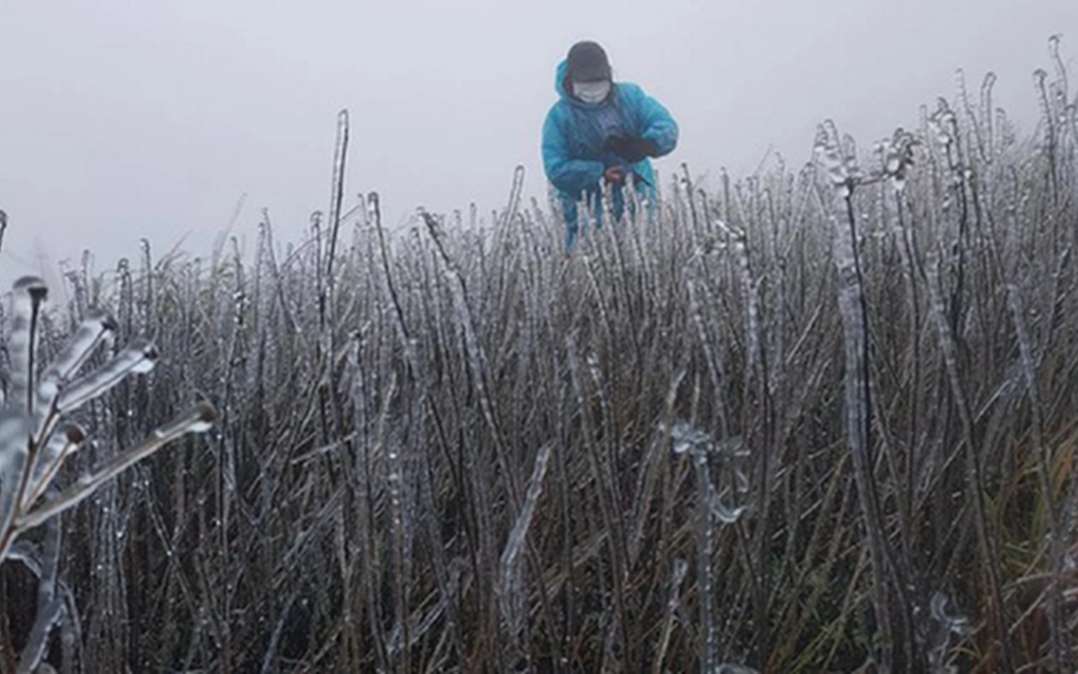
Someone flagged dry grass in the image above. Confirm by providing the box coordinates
[2,39,1078,673]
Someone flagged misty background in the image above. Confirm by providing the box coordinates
[1,1,1075,288]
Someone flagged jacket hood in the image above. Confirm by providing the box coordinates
[554,59,571,99]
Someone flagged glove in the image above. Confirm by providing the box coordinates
[603,165,626,185]
[603,136,661,163]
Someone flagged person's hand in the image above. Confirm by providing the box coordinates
[604,165,626,185]
[603,136,661,163]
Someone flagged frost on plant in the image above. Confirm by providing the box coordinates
[665,420,751,672]
[925,591,970,673]
[875,128,919,192]
[668,421,751,525]
[713,664,761,674]
[0,275,215,672]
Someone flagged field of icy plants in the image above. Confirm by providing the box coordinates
[2,38,1078,673]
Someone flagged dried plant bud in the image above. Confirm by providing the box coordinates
[153,402,217,439]
[64,424,87,445]
[191,402,217,432]
[13,275,48,301]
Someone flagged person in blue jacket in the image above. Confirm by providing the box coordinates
[542,40,678,252]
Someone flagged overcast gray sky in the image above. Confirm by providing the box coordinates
[2,1,1075,284]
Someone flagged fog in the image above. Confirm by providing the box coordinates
[2,1,1075,285]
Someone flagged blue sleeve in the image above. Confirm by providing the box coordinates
[542,106,605,196]
[621,84,678,156]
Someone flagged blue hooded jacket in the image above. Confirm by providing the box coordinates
[542,59,678,250]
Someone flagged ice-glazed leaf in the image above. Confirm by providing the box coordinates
[32,311,117,439]
[56,337,158,413]
[0,408,30,557]
[38,310,117,394]
[16,402,215,532]
[0,407,30,477]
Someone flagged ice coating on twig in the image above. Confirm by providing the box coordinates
[21,426,78,510]
[36,310,117,388]
[17,517,62,674]
[876,128,918,192]
[33,310,117,437]
[0,409,30,543]
[713,664,760,674]
[821,117,905,668]
[420,209,518,501]
[500,164,525,228]
[665,419,753,671]
[815,121,852,197]
[667,421,751,525]
[152,401,217,438]
[18,403,216,532]
[710,490,748,525]
[498,443,552,666]
[669,420,710,456]
[22,425,85,511]
[0,273,216,664]
[9,276,48,416]
[56,338,158,413]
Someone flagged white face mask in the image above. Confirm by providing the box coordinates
[573,80,611,104]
